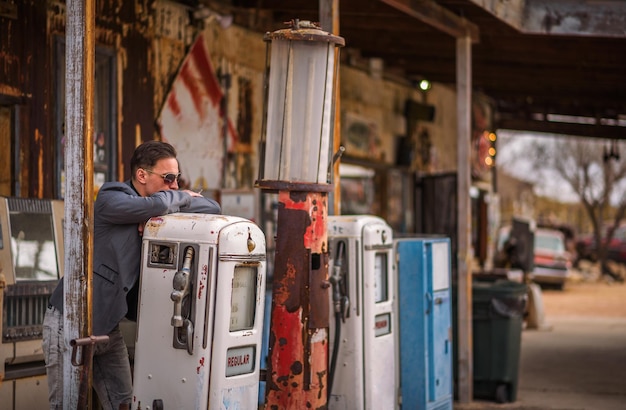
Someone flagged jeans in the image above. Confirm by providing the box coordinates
[42,305,133,410]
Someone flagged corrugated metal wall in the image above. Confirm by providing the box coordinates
[0,1,159,197]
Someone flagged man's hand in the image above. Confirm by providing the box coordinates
[138,221,146,237]
[182,189,203,198]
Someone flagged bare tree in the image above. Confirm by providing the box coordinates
[533,138,626,280]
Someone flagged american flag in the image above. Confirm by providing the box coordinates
[158,33,237,190]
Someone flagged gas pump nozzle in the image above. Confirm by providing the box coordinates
[326,146,345,184]
[330,241,349,322]
[171,246,194,327]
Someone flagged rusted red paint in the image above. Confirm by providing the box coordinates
[197,277,205,299]
[281,191,328,253]
[269,304,304,377]
[272,260,297,307]
[196,356,205,374]
[266,190,329,409]
[197,263,208,299]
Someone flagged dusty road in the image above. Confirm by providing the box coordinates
[541,276,626,318]
[517,278,626,410]
[457,277,626,410]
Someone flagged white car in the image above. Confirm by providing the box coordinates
[530,228,572,290]
[495,226,571,290]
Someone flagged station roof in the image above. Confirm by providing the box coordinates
[205,0,626,140]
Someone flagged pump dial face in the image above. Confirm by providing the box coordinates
[374,252,388,303]
[229,265,257,331]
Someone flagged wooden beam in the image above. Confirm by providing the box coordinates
[456,34,474,404]
[524,0,626,37]
[469,0,626,38]
[319,0,343,215]
[65,0,95,408]
[380,0,479,42]
[497,118,626,140]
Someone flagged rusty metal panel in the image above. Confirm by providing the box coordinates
[0,1,52,197]
[0,107,11,195]
[0,1,18,19]
[266,190,329,408]
[273,198,308,312]
[53,1,157,183]
[0,2,27,96]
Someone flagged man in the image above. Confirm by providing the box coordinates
[43,141,220,409]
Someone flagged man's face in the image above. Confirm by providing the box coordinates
[136,157,180,196]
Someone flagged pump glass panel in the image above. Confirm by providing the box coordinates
[10,211,58,281]
[374,252,388,303]
[147,241,178,268]
[230,266,257,331]
[432,242,450,291]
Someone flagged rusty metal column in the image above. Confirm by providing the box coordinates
[257,20,344,409]
[266,188,330,408]
[65,0,95,408]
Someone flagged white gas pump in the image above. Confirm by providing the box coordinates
[327,215,398,410]
[132,213,266,410]
[0,197,64,409]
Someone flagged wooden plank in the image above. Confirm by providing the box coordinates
[497,118,626,141]
[64,0,95,407]
[469,0,626,37]
[381,0,479,42]
[456,34,473,404]
[524,0,626,37]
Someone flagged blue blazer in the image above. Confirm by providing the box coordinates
[49,180,221,336]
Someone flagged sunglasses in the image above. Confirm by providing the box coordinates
[144,169,181,184]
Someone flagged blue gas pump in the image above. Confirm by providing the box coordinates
[395,236,453,409]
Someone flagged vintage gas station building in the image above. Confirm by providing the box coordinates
[1,0,625,407]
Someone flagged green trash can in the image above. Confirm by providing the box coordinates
[472,279,527,403]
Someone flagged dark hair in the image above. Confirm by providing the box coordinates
[130,141,177,178]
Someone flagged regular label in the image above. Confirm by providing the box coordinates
[375,313,391,337]
[225,345,255,377]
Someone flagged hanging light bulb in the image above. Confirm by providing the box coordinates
[419,79,431,91]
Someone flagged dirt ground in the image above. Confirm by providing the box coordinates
[541,266,626,318]
[456,267,626,410]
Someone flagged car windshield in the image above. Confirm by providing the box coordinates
[535,233,564,252]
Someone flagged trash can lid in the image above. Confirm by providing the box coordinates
[473,279,527,300]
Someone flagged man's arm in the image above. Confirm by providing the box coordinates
[179,189,221,214]
[95,182,220,225]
